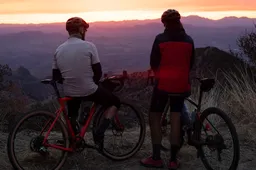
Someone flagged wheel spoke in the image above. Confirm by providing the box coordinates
[198,108,240,170]
[7,111,69,170]
[94,100,145,160]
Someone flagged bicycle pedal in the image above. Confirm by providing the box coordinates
[83,143,97,150]
[94,144,104,153]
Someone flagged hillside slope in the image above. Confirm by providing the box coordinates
[10,66,48,100]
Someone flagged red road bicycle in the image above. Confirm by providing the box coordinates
[7,75,146,170]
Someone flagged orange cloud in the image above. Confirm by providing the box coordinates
[0,0,255,14]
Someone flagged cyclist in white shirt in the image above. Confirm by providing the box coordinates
[52,17,121,150]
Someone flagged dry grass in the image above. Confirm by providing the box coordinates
[222,66,256,122]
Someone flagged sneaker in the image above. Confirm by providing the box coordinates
[168,160,180,170]
[140,156,164,168]
[92,129,104,151]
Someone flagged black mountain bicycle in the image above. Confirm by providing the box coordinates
[160,78,240,170]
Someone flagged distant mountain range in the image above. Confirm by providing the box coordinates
[0,15,255,34]
[0,15,255,78]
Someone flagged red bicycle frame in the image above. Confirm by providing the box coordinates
[40,97,122,152]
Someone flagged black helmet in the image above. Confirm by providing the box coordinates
[161,9,181,24]
[66,17,89,33]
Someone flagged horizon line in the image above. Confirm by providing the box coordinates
[0,14,255,25]
[1,10,256,24]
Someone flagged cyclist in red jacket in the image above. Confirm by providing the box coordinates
[140,9,195,170]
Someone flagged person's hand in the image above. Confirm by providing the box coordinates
[56,78,64,84]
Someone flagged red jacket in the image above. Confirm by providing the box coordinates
[150,29,195,94]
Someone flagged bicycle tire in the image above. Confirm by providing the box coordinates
[93,99,146,161]
[7,110,69,170]
[198,107,240,170]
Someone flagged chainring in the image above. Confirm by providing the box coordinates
[74,136,86,153]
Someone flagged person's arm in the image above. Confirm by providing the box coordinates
[52,52,63,83]
[190,40,196,70]
[90,43,102,84]
[150,36,161,74]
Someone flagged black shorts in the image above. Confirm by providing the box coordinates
[150,86,185,113]
[67,86,121,118]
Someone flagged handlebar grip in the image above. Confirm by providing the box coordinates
[112,78,124,93]
[41,79,61,98]
[100,76,125,93]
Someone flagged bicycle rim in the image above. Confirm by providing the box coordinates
[93,100,146,161]
[198,107,240,170]
[7,111,69,170]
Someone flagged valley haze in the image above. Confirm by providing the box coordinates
[0,15,255,78]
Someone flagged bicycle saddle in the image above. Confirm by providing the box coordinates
[200,78,215,92]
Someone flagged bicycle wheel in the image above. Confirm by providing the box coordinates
[7,111,69,170]
[198,107,240,170]
[93,99,146,160]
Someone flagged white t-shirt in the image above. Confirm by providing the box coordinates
[52,37,100,97]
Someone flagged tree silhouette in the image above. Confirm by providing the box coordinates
[237,24,256,64]
[0,64,28,125]
[0,64,12,92]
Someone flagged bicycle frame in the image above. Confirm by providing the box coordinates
[40,97,122,152]
[162,89,204,119]
[161,89,213,149]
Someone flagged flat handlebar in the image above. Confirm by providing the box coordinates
[41,75,125,98]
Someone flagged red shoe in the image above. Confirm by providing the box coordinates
[140,156,164,168]
[168,160,180,170]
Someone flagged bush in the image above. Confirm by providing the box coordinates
[0,64,28,127]
[236,25,256,64]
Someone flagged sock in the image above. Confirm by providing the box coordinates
[171,145,180,162]
[95,118,111,136]
[152,144,161,160]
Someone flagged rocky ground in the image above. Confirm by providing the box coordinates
[1,122,256,170]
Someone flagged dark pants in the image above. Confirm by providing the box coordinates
[150,87,185,113]
[149,86,189,147]
[67,86,121,131]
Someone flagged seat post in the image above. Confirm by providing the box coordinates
[164,97,170,114]
[197,90,203,112]
[51,81,61,98]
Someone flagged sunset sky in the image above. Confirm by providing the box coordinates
[0,0,256,24]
